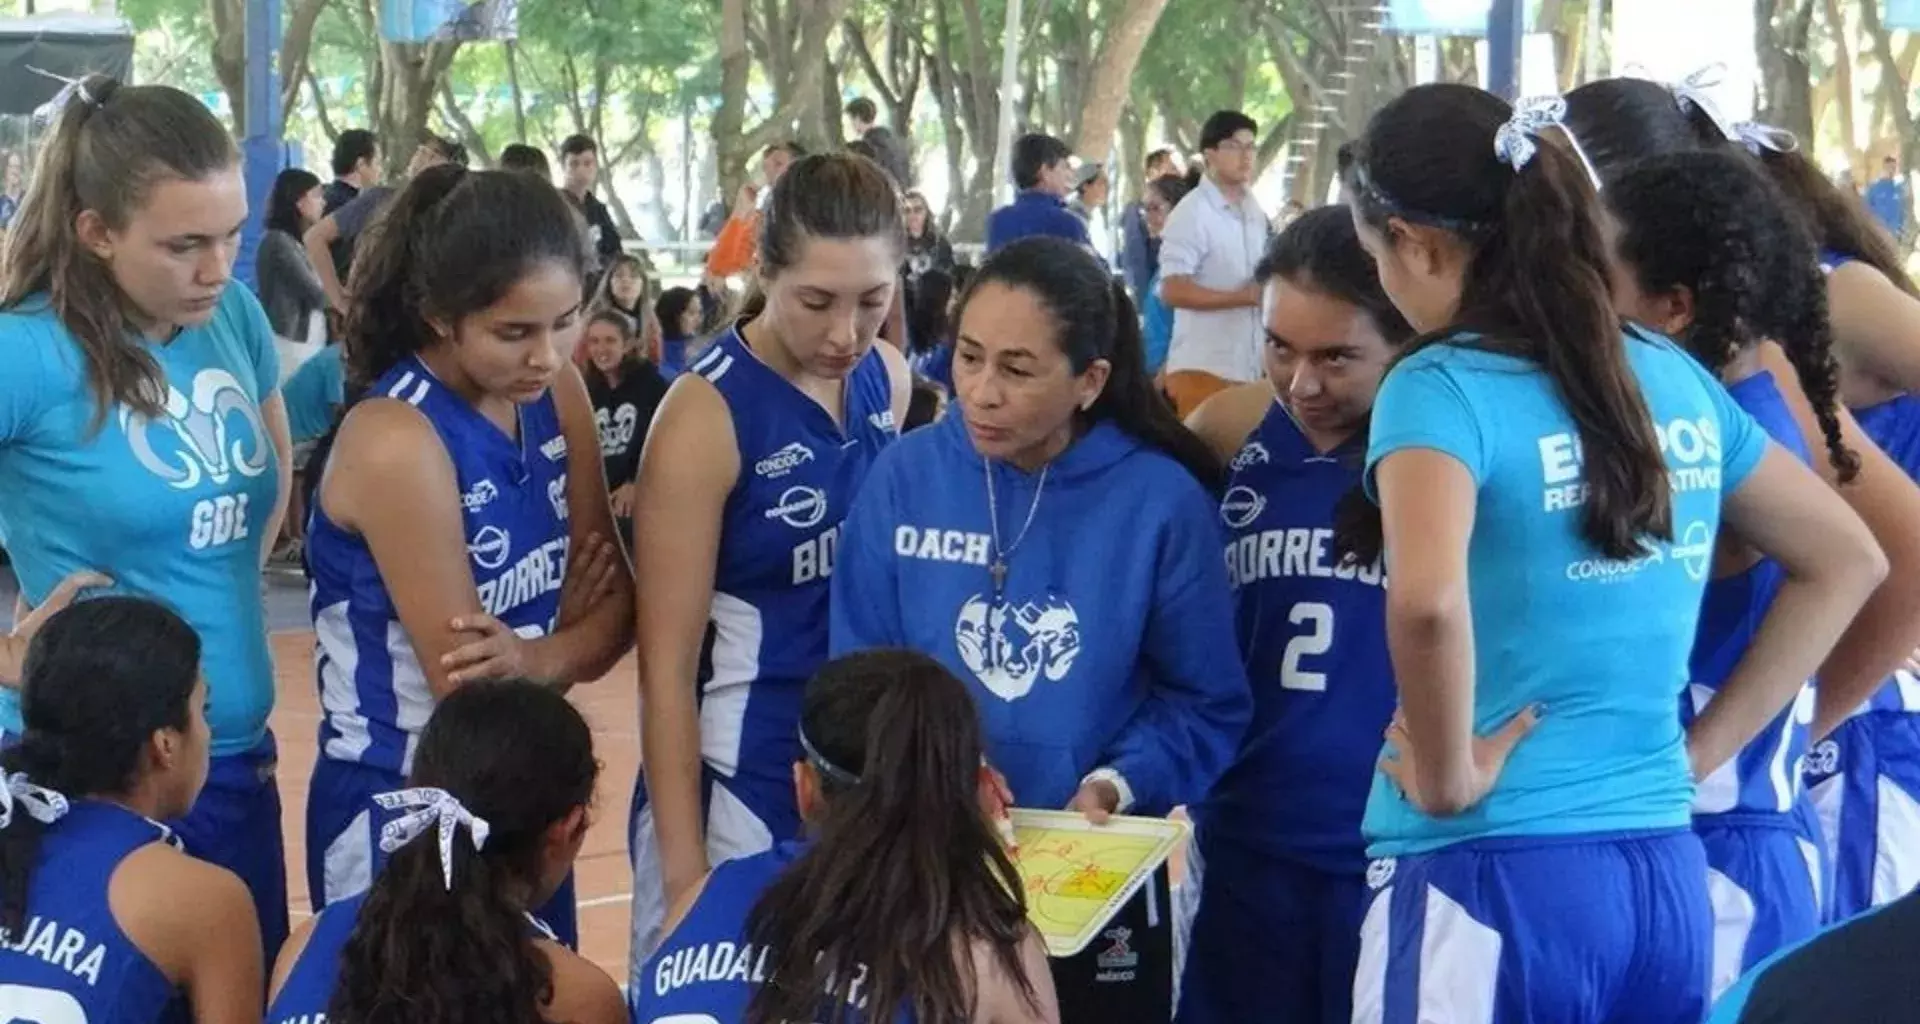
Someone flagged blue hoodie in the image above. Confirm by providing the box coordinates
[830,412,1251,814]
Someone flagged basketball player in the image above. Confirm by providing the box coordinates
[0,597,262,1022]
[268,680,625,1024]
[1563,76,1920,737]
[635,649,1057,1024]
[1177,205,1413,1024]
[1343,85,1882,1022]
[303,167,633,945]
[1603,148,1871,994]
[626,153,912,979]
[0,74,294,958]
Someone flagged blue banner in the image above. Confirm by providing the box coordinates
[1386,0,1535,35]
[1888,0,1920,30]
[380,0,517,42]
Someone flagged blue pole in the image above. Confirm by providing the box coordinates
[236,0,285,291]
[1486,0,1524,100]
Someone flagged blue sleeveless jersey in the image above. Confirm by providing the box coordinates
[685,328,895,824]
[267,891,561,1023]
[1685,371,1817,816]
[0,802,183,1022]
[1189,402,1394,873]
[307,354,571,774]
[635,842,909,1023]
[1842,394,1920,718]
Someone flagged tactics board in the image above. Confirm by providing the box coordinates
[1009,809,1189,957]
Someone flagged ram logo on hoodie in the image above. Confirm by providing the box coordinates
[953,593,1083,700]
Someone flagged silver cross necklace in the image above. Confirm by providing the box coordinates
[984,458,1050,602]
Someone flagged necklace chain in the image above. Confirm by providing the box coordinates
[985,459,1049,595]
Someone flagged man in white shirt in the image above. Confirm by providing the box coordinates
[1157,110,1270,417]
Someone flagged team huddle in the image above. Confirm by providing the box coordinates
[4,63,1920,1024]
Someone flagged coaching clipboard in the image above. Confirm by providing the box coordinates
[1009,809,1189,958]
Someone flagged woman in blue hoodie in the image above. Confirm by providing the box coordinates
[830,235,1251,1022]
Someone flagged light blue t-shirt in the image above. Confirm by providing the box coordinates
[1361,332,1767,855]
[0,286,282,757]
[283,344,345,444]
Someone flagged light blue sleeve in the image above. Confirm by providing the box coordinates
[1702,371,1768,492]
[828,454,907,654]
[1100,478,1253,815]
[227,284,282,398]
[0,315,54,446]
[1702,968,1758,1024]
[1364,354,1490,500]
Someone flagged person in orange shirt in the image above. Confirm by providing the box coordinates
[706,142,806,280]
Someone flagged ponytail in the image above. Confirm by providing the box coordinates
[306,166,589,511]
[1339,84,1671,565]
[327,680,596,1024]
[1094,282,1225,491]
[0,598,200,934]
[745,650,1037,1024]
[341,163,471,401]
[0,76,237,433]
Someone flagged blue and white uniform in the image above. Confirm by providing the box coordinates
[0,801,187,1022]
[304,354,574,936]
[1351,331,1768,1024]
[0,287,288,959]
[1179,403,1395,1024]
[1685,370,1827,996]
[266,890,561,1023]
[627,326,897,965]
[1807,389,1920,921]
[634,841,908,1023]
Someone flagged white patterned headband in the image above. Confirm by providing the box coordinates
[1494,95,1602,189]
[374,787,491,890]
[0,772,69,830]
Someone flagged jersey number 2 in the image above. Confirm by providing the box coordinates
[1280,601,1334,692]
[0,985,88,1024]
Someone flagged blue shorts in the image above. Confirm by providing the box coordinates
[3,728,288,963]
[1696,805,1827,1000]
[1353,829,1711,1024]
[307,754,578,948]
[1805,711,1920,921]
[1175,831,1364,1024]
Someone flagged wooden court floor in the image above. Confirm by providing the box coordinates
[269,632,641,982]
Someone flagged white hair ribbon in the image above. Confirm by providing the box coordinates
[1495,96,1569,171]
[374,787,490,890]
[1670,63,1738,141]
[0,773,70,830]
[1730,121,1800,157]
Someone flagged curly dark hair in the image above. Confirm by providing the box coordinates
[1605,149,1858,482]
[325,681,597,1024]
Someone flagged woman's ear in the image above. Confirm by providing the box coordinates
[1077,358,1112,412]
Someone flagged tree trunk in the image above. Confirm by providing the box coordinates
[1755,0,1816,142]
[1071,0,1170,161]
[714,0,754,201]
[439,81,493,166]
[1859,0,1916,246]
[208,0,245,130]
[305,72,341,142]
[377,40,462,178]
[279,0,332,124]
[1820,0,1863,177]
[505,41,530,142]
